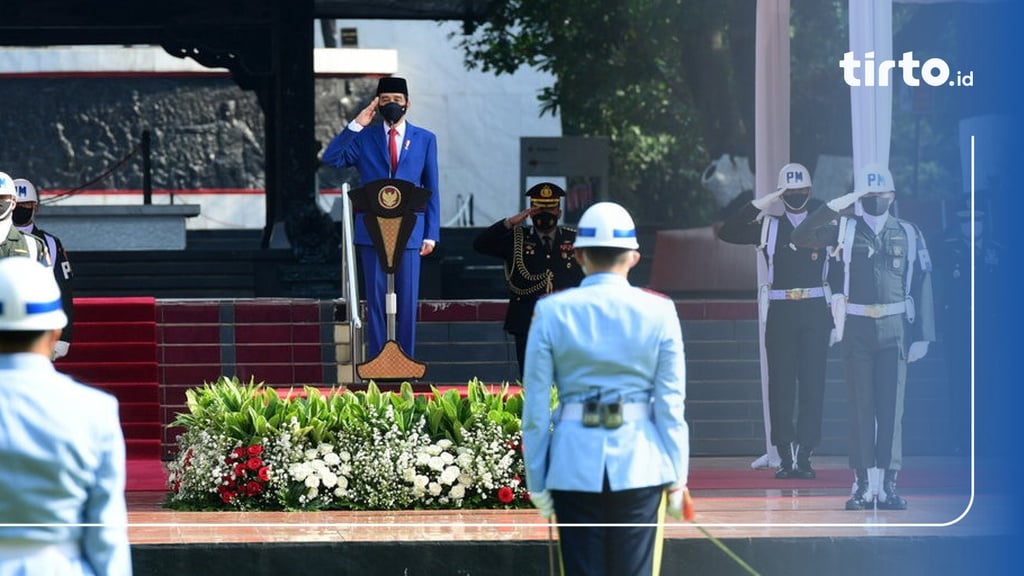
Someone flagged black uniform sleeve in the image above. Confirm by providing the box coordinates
[791,204,840,249]
[52,236,74,343]
[716,202,763,245]
[473,219,512,259]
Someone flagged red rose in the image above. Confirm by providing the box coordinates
[497,486,515,504]
[245,481,263,496]
[218,486,236,503]
[247,445,264,456]
[258,466,271,482]
[234,463,247,477]
[233,447,246,459]
[246,457,263,470]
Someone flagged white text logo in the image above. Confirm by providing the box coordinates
[840,51,973,87]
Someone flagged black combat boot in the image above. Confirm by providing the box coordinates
[775,444,795,479]
[793,445,816,479]
[844,469,873,510]
[877,469,908,510]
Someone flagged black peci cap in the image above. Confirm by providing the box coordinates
[376,77,408,96]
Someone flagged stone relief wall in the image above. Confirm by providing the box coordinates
[0,77,374,194]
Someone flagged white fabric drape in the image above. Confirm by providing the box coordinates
[753,0,791,465]
[849,0,894,174]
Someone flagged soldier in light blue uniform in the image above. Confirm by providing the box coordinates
[523,202,689,576]
[0,257,131,576]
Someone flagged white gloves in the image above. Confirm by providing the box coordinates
[827,190,866,212]
[666,486,685,520]
[530,490,554,518]
[830,294,846,344]
[666,484,694,521]
[752,189,785,211]
[907,341,929,363]
[53,340,70,360]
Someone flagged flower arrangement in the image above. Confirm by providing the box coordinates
[166,376,532,511]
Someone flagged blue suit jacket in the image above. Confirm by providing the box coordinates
[322,121,440,248]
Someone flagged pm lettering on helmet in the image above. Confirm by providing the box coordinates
[15,184,28,198]
[868,172,886,189]
[787,171,804,185]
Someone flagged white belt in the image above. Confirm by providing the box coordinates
[0,540,79,560]
[560,402,651,422]
[768,286,826,301]
[847,301,907,319]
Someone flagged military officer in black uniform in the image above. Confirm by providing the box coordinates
[793,163,935,511]
[940,205,998,455]
[473,182,585,377]
[719,163,837,480]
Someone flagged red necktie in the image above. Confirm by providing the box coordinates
[389,127,399,176]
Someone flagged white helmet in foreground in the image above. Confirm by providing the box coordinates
[855,163,895,194]
[0,257,68,331]
[0,171,15,221]
[573,202,639,250]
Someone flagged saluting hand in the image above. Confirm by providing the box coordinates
[752,189,785,211]
[505,207,538,229]
[354,97,379,127]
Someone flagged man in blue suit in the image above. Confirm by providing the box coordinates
[322,77,440,358]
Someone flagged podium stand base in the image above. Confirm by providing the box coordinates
[356,340,427,382]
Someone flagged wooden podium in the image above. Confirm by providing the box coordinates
[348,179,430,382]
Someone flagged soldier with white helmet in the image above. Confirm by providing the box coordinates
[0,257,131,575]
[522,202,689,576]
[792,164,936,511]
[0,171,50,266]
[719,163,839,480]
[11,177,75,359]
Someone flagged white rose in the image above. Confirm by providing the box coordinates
[305,475,320,488]
[304,448,319,460]
[449,484,466,500]
[426,445,443,456]
[437,439,453,449]
[428,456,445,471]
[439,465,461,486]
[440,452,455,465]
[323,452,341,466]
[428,482,443,496]
[413,475,429,489]
[321,472,338,488]
[339,451,352,462]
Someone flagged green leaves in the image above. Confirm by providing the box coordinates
[170,376,526,447]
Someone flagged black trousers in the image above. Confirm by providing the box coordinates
[551,477,667,576]
[841,317,906,470]
[764,300,831,450]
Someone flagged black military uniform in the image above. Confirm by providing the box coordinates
[940,208,998,454]
[19,222,75,346]
[719,192,836,479]
[473,183,585,376]
[793,187,935,511]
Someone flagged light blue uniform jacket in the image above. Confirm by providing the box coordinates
[522,273,689,494]
[0,353,131,576]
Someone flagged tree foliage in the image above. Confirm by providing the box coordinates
[455,0,755,227]
[456,0,965,227]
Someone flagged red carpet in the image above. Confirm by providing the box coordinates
[56,297,161,460]
[127,459,168,492]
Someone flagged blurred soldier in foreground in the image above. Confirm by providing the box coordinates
[522,202,689,575]
[0,257,131,575]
